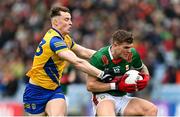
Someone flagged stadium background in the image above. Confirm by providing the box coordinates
[0,0,179,116]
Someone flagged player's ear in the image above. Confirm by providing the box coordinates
[113,41,118,47]
[52,19,58,26]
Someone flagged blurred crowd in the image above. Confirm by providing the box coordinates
[0,0,179,101]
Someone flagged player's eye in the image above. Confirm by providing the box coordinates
[124,47,130,49]
[64,18,69,21]
[64,19,68,21]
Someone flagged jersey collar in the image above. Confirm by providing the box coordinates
[108,46,113,60]
[51,27,64,39]
[108,46,123,64]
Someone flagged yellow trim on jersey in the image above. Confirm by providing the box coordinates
[71,43,77,49]
[56,48,69,54]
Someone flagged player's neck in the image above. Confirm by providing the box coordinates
[52,26,65,38]
[111,46,119,59]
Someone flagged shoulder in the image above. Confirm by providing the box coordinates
[46,29,61,37]
[130,48,137,53]
[50,36,64,43]
[64,34,71,39]
[43,29,63,43]
[131,48,140,56]
[90,46,110,67]
[92,46,109,58]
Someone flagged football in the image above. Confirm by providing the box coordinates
[124,70,143,84]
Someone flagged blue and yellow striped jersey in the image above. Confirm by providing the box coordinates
[26,28,77,90]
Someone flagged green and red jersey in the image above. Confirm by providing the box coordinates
[89,46,143,96]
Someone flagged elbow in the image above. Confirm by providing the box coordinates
[86,81,95,92]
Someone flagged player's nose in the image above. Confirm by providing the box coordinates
[69,20,72,25]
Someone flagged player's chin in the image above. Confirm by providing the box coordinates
[65,30,70,34]
[66,29,71,34]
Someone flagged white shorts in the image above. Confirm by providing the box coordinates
[92,93,134,115]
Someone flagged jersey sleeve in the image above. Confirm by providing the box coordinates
[65,35,77,49]
[131,48,143,70]
[71,39,77,49]
[50,36,68,54]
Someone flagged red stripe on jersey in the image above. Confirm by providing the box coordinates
[102,55,109,65]
[93,94,99,105]
[112,58,122,64]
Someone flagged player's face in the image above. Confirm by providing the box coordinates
[114,42,133,60]
[55,11,72,35]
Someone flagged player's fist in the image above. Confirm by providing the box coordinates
[116,74,136,93]
[99,68,114,82]
[136,73,150,91]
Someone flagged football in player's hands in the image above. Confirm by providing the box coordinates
[116,74,137,93]
[136,72,150,91]
[124,70,143,84]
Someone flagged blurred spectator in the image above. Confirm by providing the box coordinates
[0,0,179,115]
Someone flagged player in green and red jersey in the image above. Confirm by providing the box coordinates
[86,29,158,116]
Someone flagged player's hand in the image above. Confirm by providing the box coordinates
[99,68,114,82]
[136,73,150,91]
[116,74,136,93]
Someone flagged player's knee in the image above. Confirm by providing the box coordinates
[146,104,158,116]
[46,107,66,116]
[47,110,65,116]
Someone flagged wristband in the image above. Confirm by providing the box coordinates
[110,83,116,90]
[97,71,103,78]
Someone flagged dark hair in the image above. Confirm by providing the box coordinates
[50,6,70,18]
[112,29,133,44]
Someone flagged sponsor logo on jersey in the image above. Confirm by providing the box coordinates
[31,103,36,110]
[99,95,106,99]
[54,42,66,48]
[24,103,30,109]
[113,66,121,74]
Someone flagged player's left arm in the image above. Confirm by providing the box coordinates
[72,44,96,59]
[139,63,149,75]
[136,63,150,91]
[131,49,150,90]
[131,48,149,75]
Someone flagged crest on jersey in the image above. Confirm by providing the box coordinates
[113,66,121,74]
[125,65,129,70]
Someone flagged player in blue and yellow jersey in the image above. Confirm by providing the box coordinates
[86,30,158,116]
[23,5,114,116]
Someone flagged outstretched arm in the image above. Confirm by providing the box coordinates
[58,49,100,78]
[72,44,96,59]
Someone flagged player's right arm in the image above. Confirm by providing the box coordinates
[86,75,112,92]
[58,50,103,78]
[72,44,96,59]
[86,75,136,93]
[50,36,113,81]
